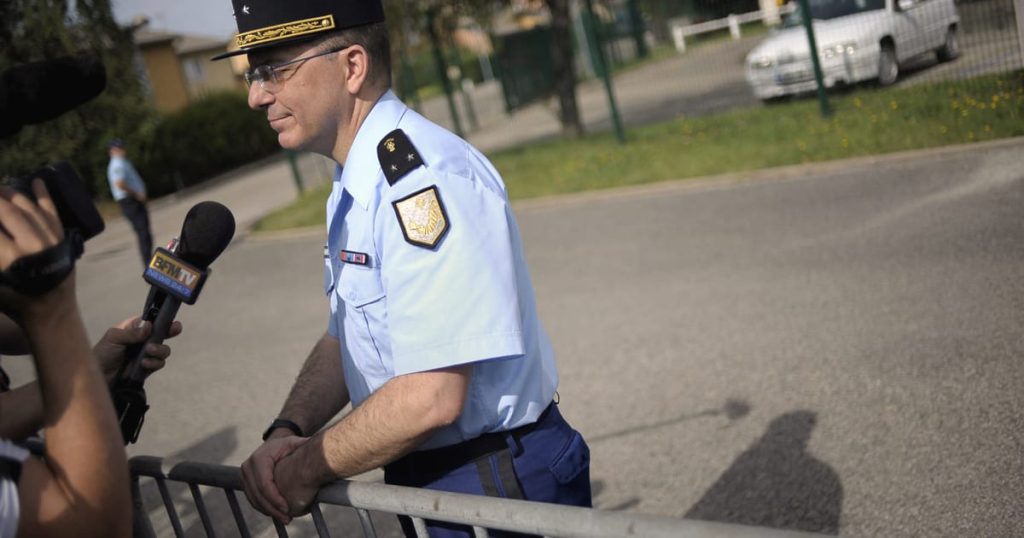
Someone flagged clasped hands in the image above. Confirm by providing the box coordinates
[240,434,319,523]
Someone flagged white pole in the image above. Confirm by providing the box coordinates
[671,23,687,53]
[761,0,782,25]
[728,14,741,39]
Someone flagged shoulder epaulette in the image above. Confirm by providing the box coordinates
[377,129,423,186]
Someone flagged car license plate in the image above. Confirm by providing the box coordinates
[776,70,812,84]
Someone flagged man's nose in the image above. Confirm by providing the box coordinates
[247,83,273,110]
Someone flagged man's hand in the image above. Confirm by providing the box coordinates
[241,435,309,523]
[94,316,183,384]
[274,444,322,517]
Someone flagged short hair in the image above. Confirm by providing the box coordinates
[317,22,392,88]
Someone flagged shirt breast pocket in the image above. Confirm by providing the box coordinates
[336,265,390,376]
[337,265,385,308]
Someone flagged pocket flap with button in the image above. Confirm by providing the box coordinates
[337,265,385,307]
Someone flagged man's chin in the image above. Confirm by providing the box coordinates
[276,132,307,152]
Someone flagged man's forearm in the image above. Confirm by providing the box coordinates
[275,333,350,437]
[285,365,471,486]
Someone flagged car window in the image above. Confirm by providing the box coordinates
[782,0,887,26]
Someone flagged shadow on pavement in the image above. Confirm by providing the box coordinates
[588,397,752,445]
[685,410,843,534]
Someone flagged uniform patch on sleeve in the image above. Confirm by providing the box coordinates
[392,186,449,249]
[378,129,423,186]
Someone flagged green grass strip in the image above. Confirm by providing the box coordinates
[254,70,1023,232]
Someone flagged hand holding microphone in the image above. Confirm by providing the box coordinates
[112,201,235,444]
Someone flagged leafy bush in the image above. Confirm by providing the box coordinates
[132,91,280,197]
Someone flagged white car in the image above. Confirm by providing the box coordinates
[745,0,960,100]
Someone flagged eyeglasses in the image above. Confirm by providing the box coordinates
[243,44,350,93]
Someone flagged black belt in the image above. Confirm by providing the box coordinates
[386,403,554,481]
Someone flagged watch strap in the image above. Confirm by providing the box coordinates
[262,418,303,441]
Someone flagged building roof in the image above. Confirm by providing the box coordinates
[176,35,229,55]
[132,28,228,55]
[133,29,177,47]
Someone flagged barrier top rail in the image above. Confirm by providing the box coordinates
[130,456,832,538]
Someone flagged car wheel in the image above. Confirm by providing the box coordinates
[936,26,960,62]
[877,44,899,86]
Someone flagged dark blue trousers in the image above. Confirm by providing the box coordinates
[384,404,592,538]
[118,198,152,267]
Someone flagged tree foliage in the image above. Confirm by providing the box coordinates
[0,0,155,196]
[385,0,582,137]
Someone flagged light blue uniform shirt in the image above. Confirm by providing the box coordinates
[324,91,558,450]
[107,156,146,201]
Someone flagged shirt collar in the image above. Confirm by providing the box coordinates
[339,90,407,210]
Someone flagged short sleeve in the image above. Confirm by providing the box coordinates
[379,169,525,375]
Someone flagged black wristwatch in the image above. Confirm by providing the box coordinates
[262,418,303,441]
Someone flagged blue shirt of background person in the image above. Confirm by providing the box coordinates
[106,153,146,202]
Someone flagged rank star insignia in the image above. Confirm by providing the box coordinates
[393,186,449,249]
[377,129,423,186]
[242,5,250,14]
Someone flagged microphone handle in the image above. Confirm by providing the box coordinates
[123,295,182,383]
[113,290,180,444]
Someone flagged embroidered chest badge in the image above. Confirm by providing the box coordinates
[392,186,449,249]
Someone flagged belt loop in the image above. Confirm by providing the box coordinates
[505,429,525,457]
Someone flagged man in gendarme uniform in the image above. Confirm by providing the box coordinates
[213,1,592,535]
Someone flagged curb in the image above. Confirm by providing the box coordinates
[246,135,1024,240]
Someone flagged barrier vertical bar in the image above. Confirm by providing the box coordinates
[356,508,378,537]
[155,477,186,538]
[224,488,253,538]
[311,504,332,538]
[188,483,217,537]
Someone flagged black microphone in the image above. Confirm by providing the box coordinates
[112,201,236,444]
[0,56,107,138]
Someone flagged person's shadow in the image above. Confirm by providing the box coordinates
[685,410,843,534]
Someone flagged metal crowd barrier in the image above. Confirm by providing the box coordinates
[129,456,828,538]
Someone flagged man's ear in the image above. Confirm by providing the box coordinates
[343,45,370,94]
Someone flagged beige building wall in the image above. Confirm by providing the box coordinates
[180,50,246,100]
[139,44,190,112]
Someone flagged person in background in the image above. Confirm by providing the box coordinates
[107,138,152,267]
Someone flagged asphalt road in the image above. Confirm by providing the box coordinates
[6,137,1020,536]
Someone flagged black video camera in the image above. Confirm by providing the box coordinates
[0,162,105,295]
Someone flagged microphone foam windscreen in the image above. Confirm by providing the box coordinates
[2,56,107,128]
[176,201,236,268]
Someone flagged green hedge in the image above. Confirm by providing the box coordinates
[131,91,280,198]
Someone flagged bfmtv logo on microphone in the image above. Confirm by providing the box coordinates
[144,248,208,304]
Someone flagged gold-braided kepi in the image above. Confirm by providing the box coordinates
[211,0,384,60]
